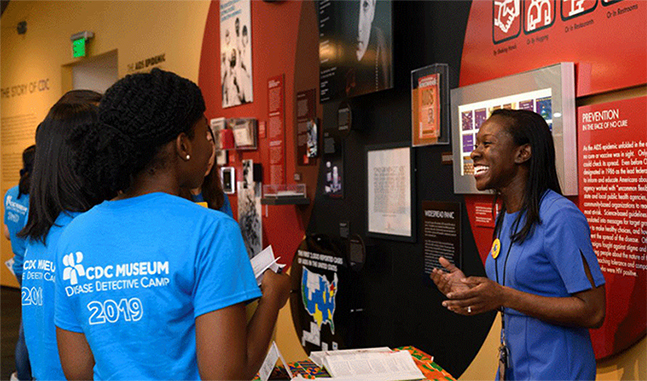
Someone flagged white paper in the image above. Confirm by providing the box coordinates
[258,342,293,381]
[250,245,285,286]
[258,342,280,381]
[320,350,424,381]
[5,257,15,275]
[367,147,412,237]
[310,347,391,368]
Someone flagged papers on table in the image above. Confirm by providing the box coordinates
[250,245,285,286]
[307,347,425,381]
[258,342,293,381]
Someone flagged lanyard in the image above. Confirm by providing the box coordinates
[493,216,514,380]
[494,238,513,337]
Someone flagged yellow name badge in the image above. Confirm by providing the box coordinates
[491,238,501,259]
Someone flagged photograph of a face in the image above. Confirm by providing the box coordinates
[319,0,393,102]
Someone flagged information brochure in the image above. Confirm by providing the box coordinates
[250,245,285,286]
[306,347,425,380]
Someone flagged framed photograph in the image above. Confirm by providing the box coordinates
[228,118,258,150]
[318,0,393,102]
[210,117,228,166]
[366,143,415,242]
[411,63,450,146]
[221,167,235,194]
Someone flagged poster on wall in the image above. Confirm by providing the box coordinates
[411,64,450,146]
[209,117,228,166]
[318,0,393,102]
[577,96,646,359]
[366,144,415,241]
[220,0,253,108]
[268,75,285,184]
[238,159,262,258]
[296,89,318,166]
[323,131,343,198]
[422,201,461,275]
[290,235,353,355]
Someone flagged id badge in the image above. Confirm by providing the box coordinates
[498,343,510,381]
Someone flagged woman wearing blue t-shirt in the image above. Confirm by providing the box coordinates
[431,109,606,380]
[55,69,290,380]
[19,103,101,381]
[4,144,34,381]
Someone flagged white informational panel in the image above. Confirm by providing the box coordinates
[451,63,577,195]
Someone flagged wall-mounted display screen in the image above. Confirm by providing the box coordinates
[318,0,393,102]
[451,63,576,195]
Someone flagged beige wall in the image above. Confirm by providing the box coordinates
[0,0,210,287]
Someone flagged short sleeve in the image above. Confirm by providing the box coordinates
[192,217,261,318]
[54,240,84,333]
[542,199,606,294]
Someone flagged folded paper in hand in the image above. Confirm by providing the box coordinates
[251,245,285,286]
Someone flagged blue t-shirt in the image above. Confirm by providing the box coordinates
[22,212,79,381]
[54,193,260,380]
[192,191,234,218]
[485,190,605,380]
[4,186,30,279]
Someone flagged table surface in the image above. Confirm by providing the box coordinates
[256,346,456,380]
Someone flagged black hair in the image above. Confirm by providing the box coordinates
[491,108,562,243]
[179,127,225,210]
[56,89,103,105]
[19,103,100,242]
[17,145,36,198]
[70,68,206,200]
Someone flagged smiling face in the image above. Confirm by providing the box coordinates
[470,115,526,192]
[356,0,376,61]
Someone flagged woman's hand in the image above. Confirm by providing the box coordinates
[260,270,290,309]
[441,276,506,315]
[430,257,470,296]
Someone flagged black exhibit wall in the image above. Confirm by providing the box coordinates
[305,1,495,377]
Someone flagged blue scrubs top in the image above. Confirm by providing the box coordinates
[485,190,605,380]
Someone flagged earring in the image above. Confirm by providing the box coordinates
[185,155,190,160]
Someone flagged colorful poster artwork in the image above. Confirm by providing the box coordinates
[220,0,253,108]
[577,96,647,359]
[301,267,338,334]
[412,73,441,146]
[457,88,552,176]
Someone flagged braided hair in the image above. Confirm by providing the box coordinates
[70,69,206,200]
[491,108,562,243]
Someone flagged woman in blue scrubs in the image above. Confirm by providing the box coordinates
[431,109,606,380]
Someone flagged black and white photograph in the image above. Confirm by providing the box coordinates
[319,0,393,102]
[238,159,262,258]
[220,0,253,108]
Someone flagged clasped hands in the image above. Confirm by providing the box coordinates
[430,257,505,316]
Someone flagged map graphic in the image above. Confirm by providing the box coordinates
[302,267,338,334]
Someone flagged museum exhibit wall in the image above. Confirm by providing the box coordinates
[0,0,211,288]
[1,1,645,379]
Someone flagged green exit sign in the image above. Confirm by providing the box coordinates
[72,38,86,58]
